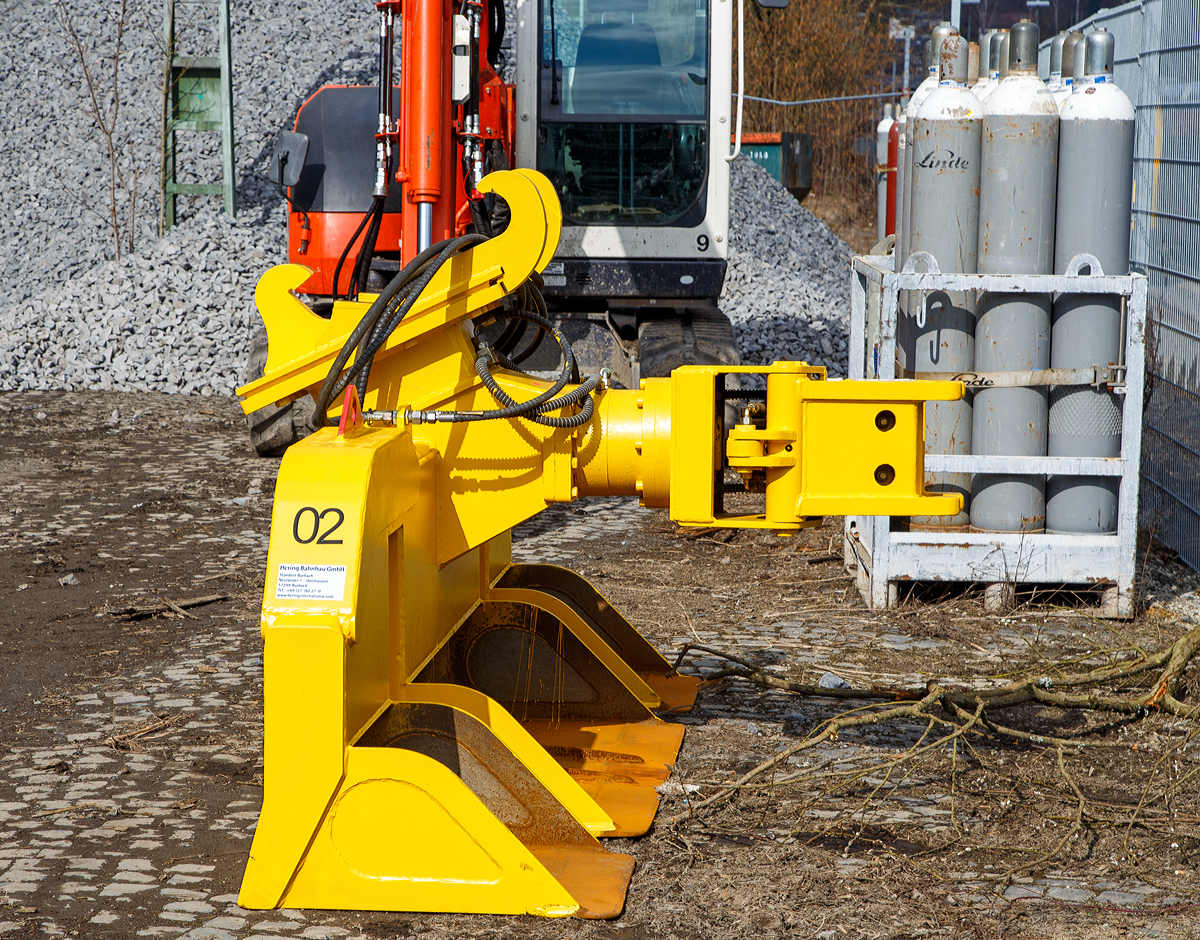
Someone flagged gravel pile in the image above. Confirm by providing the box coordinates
[0,212,278,396]
[721,157,852,377]
[0,0,377,395]
[0,0,852,394]
[0,0,379,308]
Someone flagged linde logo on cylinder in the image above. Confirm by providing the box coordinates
[915,148,970,170]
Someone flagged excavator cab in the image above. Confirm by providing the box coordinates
[247,0,790,455]
[518,0,734,384]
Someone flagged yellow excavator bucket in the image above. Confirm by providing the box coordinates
[235,169,962,918]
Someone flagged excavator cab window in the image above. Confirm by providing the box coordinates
[538,0,708,226]
[542,0,706,117]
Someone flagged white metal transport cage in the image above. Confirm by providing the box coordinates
[844,253,1148,618]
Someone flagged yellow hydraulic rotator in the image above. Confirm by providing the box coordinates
[234,168,963,919]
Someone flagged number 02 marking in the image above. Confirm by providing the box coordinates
[292,507,345,545]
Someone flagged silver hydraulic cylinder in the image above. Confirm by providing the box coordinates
[1047,28,1135,534]
[973,21,1059,533]
[906,35,982,529]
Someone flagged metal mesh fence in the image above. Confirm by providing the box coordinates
[1048,0,1200,569]
[1131,0,1200,569]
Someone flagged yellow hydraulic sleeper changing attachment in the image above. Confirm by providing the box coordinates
[235,168,963,919]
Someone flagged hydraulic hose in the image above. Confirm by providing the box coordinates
[351,198,386,295]
[318,250,602,431]
[412,304,603,428]
[313,234,486,427]
[331,201,379,301]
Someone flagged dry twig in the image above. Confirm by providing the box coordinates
[106,593,227,620]
[102,714,181,750]
[664,624,1200,858]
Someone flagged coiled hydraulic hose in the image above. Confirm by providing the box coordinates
[316,241,602,430]
[313,234,487,427]
[410,304,602,427]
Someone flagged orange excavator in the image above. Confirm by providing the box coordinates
[249,0,779,455]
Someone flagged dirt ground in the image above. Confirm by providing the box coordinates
[3,390,1200,940]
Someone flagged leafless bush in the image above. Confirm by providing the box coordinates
[56,0,146,260]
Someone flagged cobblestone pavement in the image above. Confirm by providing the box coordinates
[3,392,1200,940]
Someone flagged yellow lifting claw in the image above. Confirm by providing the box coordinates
[235,168,964,918]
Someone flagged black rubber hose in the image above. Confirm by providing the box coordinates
[331,202,378,301]
[313,236,478,427]
[352,199,386,296]
[530,392,595,428]
[316,241,466,422]
[489,368,601,418]
[413,306,596,426]
[474,309,577,413]
[510,323,546,364]
[488,0,505,70]
[418,381,597,427]
[351,235,487,375]
[506,283,548,365]
[469,198,494,238]
[477,351,595,417]
[491,315,527,357]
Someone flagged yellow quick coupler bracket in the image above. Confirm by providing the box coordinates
[575,362,963,532]
[235,169,964,918]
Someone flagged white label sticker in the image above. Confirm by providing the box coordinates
[275,564,347,600]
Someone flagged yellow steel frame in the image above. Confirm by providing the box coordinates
[235,169,963,918]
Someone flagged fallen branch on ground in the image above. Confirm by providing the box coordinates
[105,593,227,620]
[103,714,181,750]
[662,625,1200,875]
[672,624,1200,719]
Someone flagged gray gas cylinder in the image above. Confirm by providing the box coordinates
[976,30,994,87]
[1055,30,1086,109]
[899,25,959,373]
[895,103,908,369]
[876,104,895,244]
[906,34,982,529]
[1046,28,1135,534]
[976,30,1007,104]
[895,41,932,288]
[902,26,957,266]
[1047,32,1068,91]
[973,21,1060,533]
